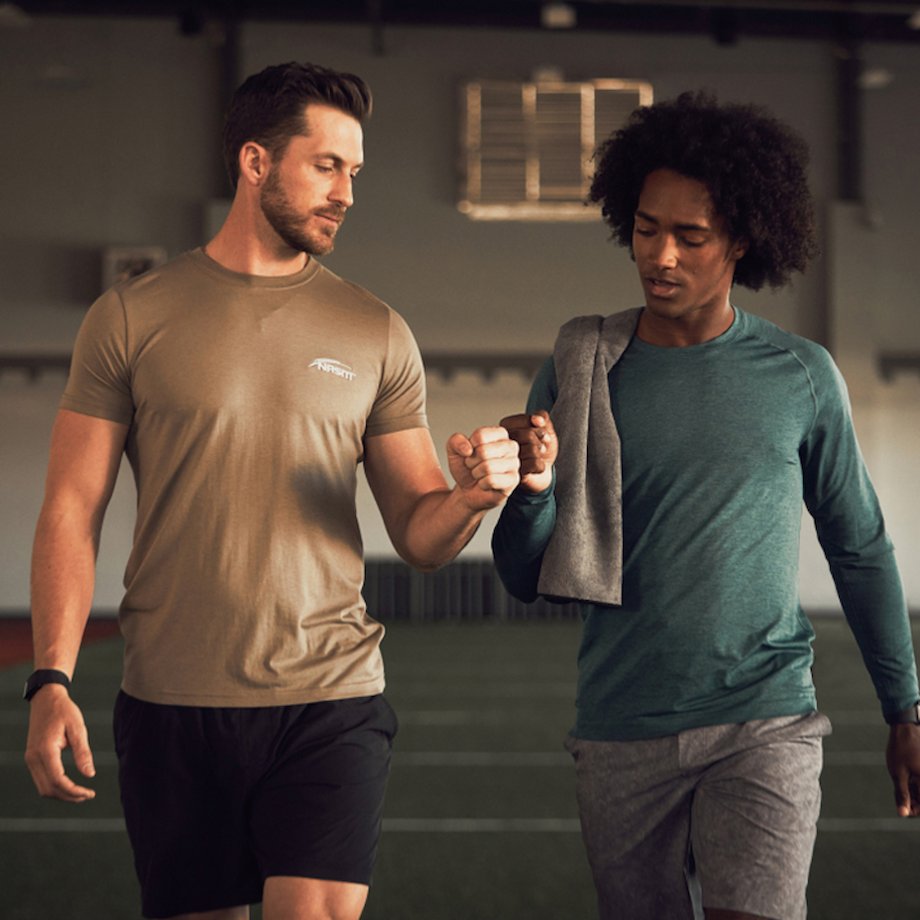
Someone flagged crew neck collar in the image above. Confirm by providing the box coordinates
[632,306,744,353]
[191,247,322,288]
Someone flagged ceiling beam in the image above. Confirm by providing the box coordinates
[11,0,920,43]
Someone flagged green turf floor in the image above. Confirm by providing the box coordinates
[2,617,919,919]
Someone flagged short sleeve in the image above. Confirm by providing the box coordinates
[364,308,427,437]
[60,288,134,425]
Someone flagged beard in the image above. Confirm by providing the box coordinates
[259,171,344,256]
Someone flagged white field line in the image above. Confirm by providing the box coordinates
[0,750,890,768]
[0,748,885,769]
[0,751,118,766]
[0,817,917,834]
[0,818,128,832]
[0,708,887,728]
[0,712,494,729]
[0,710,112,727]
[394,682,575,699]
[817,819,920,832]
[0,750,572,767]
[384,818,581,832]
[397,751,569,766]
[1,709,559,728]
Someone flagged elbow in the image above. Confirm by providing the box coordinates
[501,578,539,605]
[399,550,448,574]
[411,560,444,575]
[492,555,540,604]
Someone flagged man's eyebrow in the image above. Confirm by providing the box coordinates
[634,209,712,232]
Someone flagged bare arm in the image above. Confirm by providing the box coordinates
[25,409,128,802]
[364,426,519,572]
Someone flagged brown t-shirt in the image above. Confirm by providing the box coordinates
[62,249,427,705]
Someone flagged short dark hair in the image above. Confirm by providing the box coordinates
[588,90,818,291]
[222,61,372,189]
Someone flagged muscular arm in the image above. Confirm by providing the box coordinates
[25,409,128,802]
[364,426,519,572]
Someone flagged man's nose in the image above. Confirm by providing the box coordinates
[330,173,353,209]
[651,234,679,268]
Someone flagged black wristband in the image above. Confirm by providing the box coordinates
[885,701,920,726]
[23,669,71,702]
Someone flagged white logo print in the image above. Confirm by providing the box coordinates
[309,357,357,381]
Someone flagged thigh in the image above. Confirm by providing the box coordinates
[691,713,831,920]
[566,733,699,920]
[113,691,263,919]
[250,695,398,886]
[263,877,368,920]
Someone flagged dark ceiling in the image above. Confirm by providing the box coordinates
[11,0,920,44]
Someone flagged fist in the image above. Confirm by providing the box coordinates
[499,410,557,492]
[446,426,521,510]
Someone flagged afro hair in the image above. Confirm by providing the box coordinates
[588,90,818,291]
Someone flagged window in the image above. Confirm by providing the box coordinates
[459,78,653,221]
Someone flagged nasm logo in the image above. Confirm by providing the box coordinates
[309,357,357,381]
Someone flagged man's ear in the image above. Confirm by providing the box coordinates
[238,142,270,187]
[732,238,749,261]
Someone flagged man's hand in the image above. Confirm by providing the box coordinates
[500,411,558,494]
[446,426,520,511]
[886,724,920,817]
[25,685,96,803]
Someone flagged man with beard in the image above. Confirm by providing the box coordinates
[25,62,520,920]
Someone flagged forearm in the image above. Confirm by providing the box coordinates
[28,410,126,676]
[491,483,557,602]
[30,503,100,676]
[831,550,919,716]
[391,486,489,572]
[804,363,918,713]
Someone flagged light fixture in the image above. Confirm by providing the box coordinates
[0,3,30,28]
[859,67,894,90]
[541,3,577,30]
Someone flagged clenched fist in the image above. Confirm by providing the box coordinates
[446,426,521,511]
[499,410,557,493]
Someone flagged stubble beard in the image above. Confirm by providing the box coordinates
[259,172,342,257]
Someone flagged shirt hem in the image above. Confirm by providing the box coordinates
[58,397,133,426]
[573,696,818,742]
[120,676,387,708]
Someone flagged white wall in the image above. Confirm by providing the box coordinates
[2,15,918,611]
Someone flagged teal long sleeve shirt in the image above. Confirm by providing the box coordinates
[492,308,918,740]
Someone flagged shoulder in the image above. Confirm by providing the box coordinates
[741,310,838,374]
[740,309,824,357]
[557,308,641,341]
[95,252,205,330]
[555,307,641,355]
[113,250,198,299]
[738,310,849,414]
[314,265,422,355]
[558,313,604,338]
[314,263,393,318]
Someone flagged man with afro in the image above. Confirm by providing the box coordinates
[493,91,920,920]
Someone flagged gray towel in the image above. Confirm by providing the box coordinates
[537,308,642,606]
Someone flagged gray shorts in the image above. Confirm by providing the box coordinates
[565,712,832,920]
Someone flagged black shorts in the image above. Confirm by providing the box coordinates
[113,691,397,919]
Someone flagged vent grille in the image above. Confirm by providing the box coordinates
[460,78,653,221]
